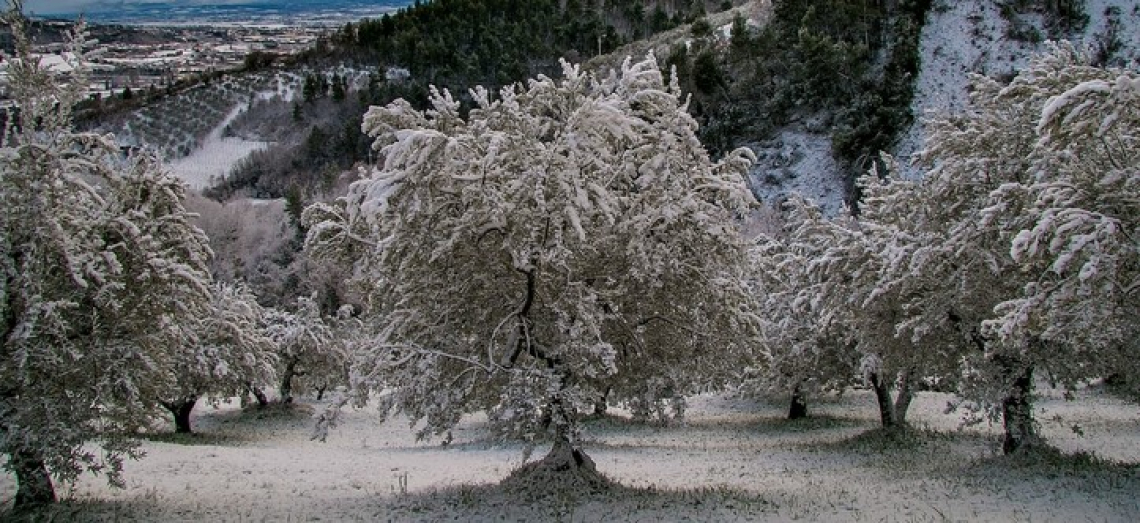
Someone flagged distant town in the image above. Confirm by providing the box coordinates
[1,20,335,105]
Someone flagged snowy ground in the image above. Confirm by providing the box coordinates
[167,103,270,191]
[2,387,1137,521]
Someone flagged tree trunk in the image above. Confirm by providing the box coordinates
[543,433,597,472]
[893,370,915,427]
[162,397,198,434]
[788,382,808,420]
[593,387,610,417]
[1002,363,1038,454]
[279,359,298,404]
[250,385,269,408]
[12,446,55,509]
[868,371,896,428]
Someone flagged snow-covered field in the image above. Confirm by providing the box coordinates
[168,104,269,190]
[3,387,1137,521]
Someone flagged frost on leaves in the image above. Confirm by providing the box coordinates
[305,55,759,456]
[984,45,1139,393]
[160,282,277,433]
[1,5,214,506]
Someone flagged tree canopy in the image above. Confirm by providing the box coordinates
[0,6,215,506]
[306,55,760,467]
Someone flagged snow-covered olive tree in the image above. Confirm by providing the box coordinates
[306,55,758,473]
[756,187,962,429]
[0,5,213,507]
[750,204,861,421]
[161,282,276,434]
[265,294,340,404]
[983,46,1139,399]
[878,44,1136,453]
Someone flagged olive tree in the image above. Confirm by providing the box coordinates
[1,4,212,507]
[160,282,277,434]
[306,55,759,476]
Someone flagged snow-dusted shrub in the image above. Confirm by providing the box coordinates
[305,55,759,469]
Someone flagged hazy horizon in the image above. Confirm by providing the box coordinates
[21,0,413,24]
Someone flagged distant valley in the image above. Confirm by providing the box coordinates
[30,0,414,26]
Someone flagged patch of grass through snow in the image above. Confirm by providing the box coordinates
[386,477,776,522]
[199,402,314,429]
[2,497,162,523]
[760,414,867,433]
[977,444,1140,478]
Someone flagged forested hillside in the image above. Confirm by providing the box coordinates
[209,0,742,199]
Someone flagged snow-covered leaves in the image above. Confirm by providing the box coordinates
[306,54,759,443]
[0,8,214,492]
[982,45,1139,385]
[165,282,277,403]
[757,43,1138,430]
[265,293,344,401]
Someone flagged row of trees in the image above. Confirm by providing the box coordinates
[2,5,1134,513]
[303,44,1137,472]
[334,0,721,88]
[755,44,1137,452]
[690,0,932,200]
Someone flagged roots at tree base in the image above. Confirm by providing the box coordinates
[499,437,615,497]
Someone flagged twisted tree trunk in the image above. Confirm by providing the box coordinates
[12,446,55,509]
[1001,363,1038,454]
[868,371,897,428]
[893,369,915,427]
[249,385,269,408]
[279,357,301,404]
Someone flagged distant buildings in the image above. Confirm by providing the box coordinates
[1,23,325,105]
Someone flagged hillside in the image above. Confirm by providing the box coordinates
[76,1,1140,210]
[72,0,1140,304]
[588,0,1139,215]
[897,0,1140,178]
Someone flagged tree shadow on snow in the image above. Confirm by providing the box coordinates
[0,498,166,523]
[136,430,250,446]
[194,402,315,431]
[967,445,1140,485]
[381,469,777,522]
